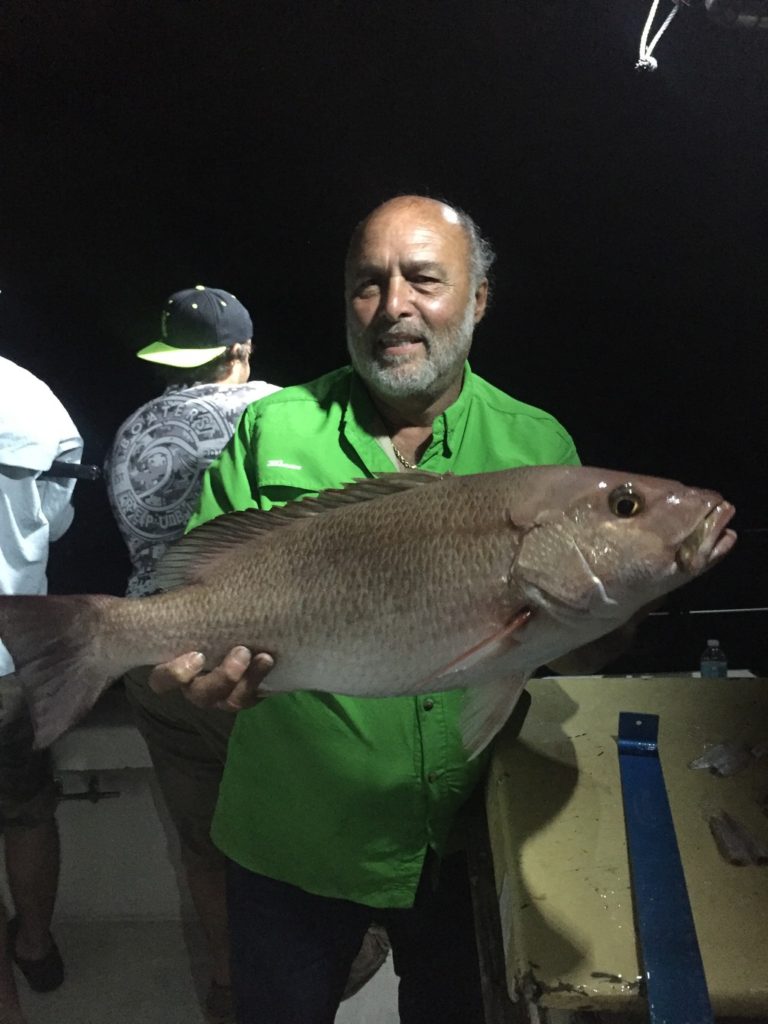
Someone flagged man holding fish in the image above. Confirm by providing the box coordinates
[145,195,709,1023]
[152,195,576,1022]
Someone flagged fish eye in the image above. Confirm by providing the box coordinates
[609,485,644,518]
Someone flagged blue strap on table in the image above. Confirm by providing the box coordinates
[618,711,713,1024]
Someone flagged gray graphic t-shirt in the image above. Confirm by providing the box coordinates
[106,380,279,596]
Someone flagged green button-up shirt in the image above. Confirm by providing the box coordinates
[189,363,579,908]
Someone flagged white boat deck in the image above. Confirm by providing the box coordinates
[3,691,400,1023]
[17,919,399,1024]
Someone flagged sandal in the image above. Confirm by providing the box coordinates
[204,980,234,1024]
[7,916,64,993]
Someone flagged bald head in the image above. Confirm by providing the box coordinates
[346,195,495,291]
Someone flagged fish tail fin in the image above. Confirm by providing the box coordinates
[0,594,125,748]
[459,672,531,759]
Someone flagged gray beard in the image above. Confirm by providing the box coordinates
[346,300,476,402]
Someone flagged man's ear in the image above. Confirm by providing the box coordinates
[231,341,252,362]
[473,279,489,324]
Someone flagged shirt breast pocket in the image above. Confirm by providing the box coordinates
[255,453,366,510]
[256,467,328,509]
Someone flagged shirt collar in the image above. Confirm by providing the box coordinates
[341,362,476,465]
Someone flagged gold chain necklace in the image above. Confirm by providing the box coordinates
[391,441,419,471]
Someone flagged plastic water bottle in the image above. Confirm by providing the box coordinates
[700,639,728,678]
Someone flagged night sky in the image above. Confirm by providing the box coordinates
[2,0,767,667]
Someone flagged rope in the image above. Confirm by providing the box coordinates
[637,0,680,70]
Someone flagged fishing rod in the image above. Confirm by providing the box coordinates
[38,460,102,482]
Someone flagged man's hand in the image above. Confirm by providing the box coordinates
[148,647,275,712]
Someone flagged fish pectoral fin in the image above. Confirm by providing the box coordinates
[425,608,533,683]
[459,672,531,760]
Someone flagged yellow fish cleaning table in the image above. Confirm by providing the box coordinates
[483,676,768,1018]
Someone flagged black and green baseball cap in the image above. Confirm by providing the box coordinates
[137,285,253,368]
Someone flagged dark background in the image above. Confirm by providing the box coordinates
[1,0,766,671]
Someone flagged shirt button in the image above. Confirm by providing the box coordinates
[423,698,435,711]
[427,771,438,783]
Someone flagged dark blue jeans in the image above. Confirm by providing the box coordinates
[227,851,485,1024]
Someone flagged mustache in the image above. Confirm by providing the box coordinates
[374,324,428,346]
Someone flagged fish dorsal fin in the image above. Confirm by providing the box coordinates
[156,471,444,591]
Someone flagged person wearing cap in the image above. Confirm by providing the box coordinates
[108,285,278,597]
[104,285,279,1024]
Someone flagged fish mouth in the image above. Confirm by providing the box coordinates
[675,501,737,575]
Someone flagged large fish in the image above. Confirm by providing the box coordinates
[0,466,736,755]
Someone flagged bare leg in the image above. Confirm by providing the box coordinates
[184,862,230,988]
[4,819,60,961]
[0,899,27,1024]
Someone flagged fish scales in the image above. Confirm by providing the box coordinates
[128,477,518,691]
[0,466,737,754]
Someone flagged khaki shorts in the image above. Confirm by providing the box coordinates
[123,666,235,870]
[0,708,58,833]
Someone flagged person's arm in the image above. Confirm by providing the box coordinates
[38,427,84,541]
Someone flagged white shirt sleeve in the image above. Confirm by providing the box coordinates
[0,356,83,541]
